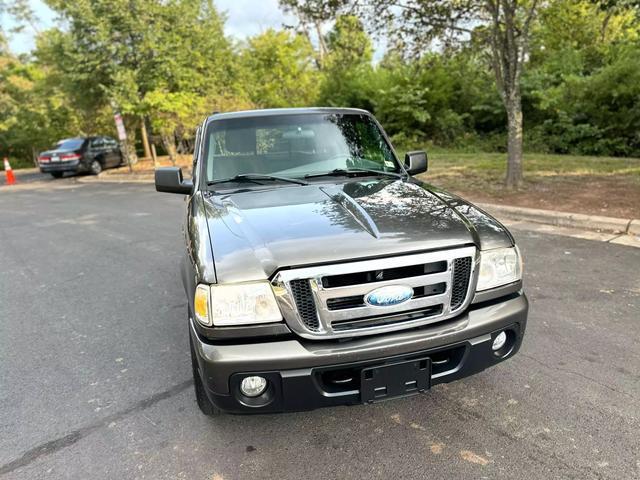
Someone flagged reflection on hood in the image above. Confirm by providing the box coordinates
[201,179,513,282]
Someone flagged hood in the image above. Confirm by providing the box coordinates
[202,179,513,283]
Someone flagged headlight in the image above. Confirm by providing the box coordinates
[193,282,282,327]
[476,247,522,291]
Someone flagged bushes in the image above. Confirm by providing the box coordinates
[525,46,640,157]
[368,52,502,150]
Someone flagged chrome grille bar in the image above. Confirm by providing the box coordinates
[317,291,451,322]
[272,246,478,339]
[317,271,451,301]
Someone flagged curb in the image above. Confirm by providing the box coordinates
[478,203,638,236]
[76,175,154,184]
[14,168,41,175]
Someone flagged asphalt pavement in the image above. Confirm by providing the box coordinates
[1,178,639,479]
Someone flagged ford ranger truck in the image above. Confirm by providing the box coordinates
[155,108,528,415]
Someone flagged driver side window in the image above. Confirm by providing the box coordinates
[90,138,105,149]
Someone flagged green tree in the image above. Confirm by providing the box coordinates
[138,0,247,163]
[241,29,320,108]
[279,0,350,67]
[371,50,498,148]
[523,0,640,155]
[43,0,239,162]
[321,0,543,188]
[319,15,376,109]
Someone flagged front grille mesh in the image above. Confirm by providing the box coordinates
[451,257,472,310]
[289,279,320,331]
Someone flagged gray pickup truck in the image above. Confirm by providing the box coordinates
[155,108,528,415]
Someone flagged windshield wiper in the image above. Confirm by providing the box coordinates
[304,168,405,180]
[207,173,309,187]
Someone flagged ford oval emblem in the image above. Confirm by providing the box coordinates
[364,285,414,307]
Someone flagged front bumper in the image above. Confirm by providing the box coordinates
[191,293,528,413]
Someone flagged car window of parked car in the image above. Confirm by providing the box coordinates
[55,138,85,150]
[90,138,105,149]
[202,113,399,183]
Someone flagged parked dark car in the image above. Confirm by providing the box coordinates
[38,137,123,177]
[155,108,528,415]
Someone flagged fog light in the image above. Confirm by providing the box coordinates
[240,376,268,397]
[492,331,507,351]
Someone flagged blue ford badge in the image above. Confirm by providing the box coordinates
[364,285,414,307]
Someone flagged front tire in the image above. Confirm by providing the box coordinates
[190,330,220,416]
[89,160,102,175]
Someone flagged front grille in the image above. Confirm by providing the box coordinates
[451,257,472,311]
[275,246,477,339]
[289,279,320,331]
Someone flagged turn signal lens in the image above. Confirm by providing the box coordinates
[193,284,212,326]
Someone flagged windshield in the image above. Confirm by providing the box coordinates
[202,113,399,184]
[55,138,85,150]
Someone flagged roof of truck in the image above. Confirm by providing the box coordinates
[206,107,372,122]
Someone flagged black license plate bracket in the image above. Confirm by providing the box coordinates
[360,357,431,403]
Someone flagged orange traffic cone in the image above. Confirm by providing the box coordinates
[3,158,16,185]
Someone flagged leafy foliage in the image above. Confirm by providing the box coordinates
[318,15,376,109]
[1,0,640,164]
[240,29,319,108]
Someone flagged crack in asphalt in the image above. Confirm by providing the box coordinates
[0,379,192,477]
[520,353,636,401]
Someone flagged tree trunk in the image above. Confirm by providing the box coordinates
[140,118,151,159]
[124,139,138,167]
[161,134,177,166]
[505,92,524,188]
[151,143,158,168]
[315,21,327,68]
[122,116,138,166]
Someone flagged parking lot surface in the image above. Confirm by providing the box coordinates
[1,179,639,479]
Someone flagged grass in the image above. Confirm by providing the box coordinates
[410,150,640,218]
[421,150,640,190]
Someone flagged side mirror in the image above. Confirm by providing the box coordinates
[155,167,193,194]
[404,151,428,175]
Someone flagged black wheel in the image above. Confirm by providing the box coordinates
[190,331,220,416]
[50,172,64,178]
[89,160,103,175]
